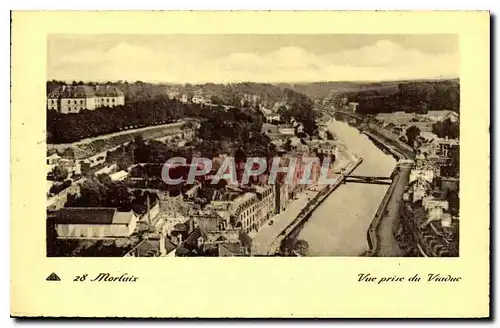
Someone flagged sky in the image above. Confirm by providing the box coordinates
[47,34,459,83]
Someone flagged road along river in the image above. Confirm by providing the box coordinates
[296,118,397,256]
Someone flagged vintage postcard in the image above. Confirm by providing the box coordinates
[11,11,490,318]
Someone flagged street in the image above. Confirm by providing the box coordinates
[375,163,412,256]
[250,157,351,255]
[250,189,319,255]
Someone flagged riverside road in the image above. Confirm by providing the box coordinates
[251,117,410,257]
[375,161,412,256]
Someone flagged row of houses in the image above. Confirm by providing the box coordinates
[393,110,460,256]
[400,156,459,257]
[376,110,459,126]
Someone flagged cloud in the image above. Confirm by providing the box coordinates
[49,40,459,83]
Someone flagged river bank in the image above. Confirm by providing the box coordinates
[275,156,363,256]
[295,118,397,256]
[250,153,354,256]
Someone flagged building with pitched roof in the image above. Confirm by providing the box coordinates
[47,84,125,113]
[124,233,177,257]
[409,178,432,203]
[54,207,138,238]
[109,170,129,182]
[425,110,459,123]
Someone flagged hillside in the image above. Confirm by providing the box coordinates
[278,79,459,102]
[277,81,401,100]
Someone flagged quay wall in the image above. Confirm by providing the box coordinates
[272,157,364,255]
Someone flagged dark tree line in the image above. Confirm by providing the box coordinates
[337,80,460,115]
[47,95,203,144]
[65,177,158,214]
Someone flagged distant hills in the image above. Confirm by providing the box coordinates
[277,79,460,101]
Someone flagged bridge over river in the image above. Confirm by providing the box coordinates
[251,108,414,257]
[293,114,410,256]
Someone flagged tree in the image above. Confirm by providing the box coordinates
[210,95,223,105]
[48,165,68,182]
[117,156,133,171]
[405,125,421,147]
[432,118,459,139]
[96,173,114,187]
[66,179,108,207]
[105,184,132,211]
[49,179,72,194]
[293,239,309,256]
[446,189,459,217]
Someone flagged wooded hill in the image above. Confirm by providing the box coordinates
[280,79,460,114]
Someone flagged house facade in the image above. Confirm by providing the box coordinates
[409,169,434,184]
[231,192,260,233]
[422,197,450,221]
[47,85,125,114]
[254,185,276,227]
[275,182,290,214]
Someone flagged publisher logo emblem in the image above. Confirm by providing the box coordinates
[46,272,61,281]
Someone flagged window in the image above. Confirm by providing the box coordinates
[67,100,70,104]
[80,100,84,104]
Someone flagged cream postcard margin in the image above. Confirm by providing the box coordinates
[10,11,490,318]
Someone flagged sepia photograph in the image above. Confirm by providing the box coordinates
[11,10,489,319]
[45,34,460,258]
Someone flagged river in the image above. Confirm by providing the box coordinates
[297,118,397,256]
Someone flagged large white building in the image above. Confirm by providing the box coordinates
[54,207,138,239]
[47,85,125,114]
